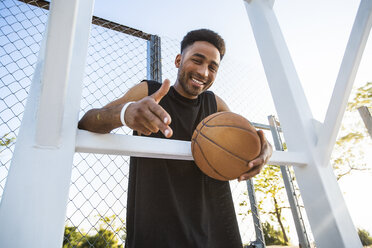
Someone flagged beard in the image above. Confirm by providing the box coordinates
[177,68,210,98]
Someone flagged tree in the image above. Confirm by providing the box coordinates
[253,164,290,245]
[262,221,288,245]
[331,82,371,180]
[63,215,125,248]
[347,82,371,111]
[238,164,291,245]
[63,226,83,248]
[79,229,122,248]
[358,228,372,246]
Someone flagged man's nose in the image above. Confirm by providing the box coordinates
[197,64,208,78]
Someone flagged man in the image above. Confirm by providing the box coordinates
[79,29,272,248]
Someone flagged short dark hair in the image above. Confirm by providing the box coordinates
[181,29,226,60]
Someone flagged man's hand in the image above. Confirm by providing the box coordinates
[124,79,173,138]
[238,130,273,181]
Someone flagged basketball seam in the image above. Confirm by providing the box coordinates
[202,124,257,135]
[192,112,253,180]
[192,112,226,152]
[202,111,227,126]
[199,131,251,164]
[193,134,230,181]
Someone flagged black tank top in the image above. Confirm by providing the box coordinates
[125,81,242,248]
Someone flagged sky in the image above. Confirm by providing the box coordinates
[93,0,372,121]
[93,0,372,242]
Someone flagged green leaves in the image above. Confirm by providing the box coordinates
[331,81,371,180]
[262,222,288,245]
[358,228,372,246]
[347,82,371,111]
[63,215,125,248]
[0,133,15,148]
[253,164,290,244]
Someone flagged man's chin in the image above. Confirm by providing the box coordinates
[189,86,204,96]
[180,81,205,97]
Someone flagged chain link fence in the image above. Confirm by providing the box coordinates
[1,0,48,196]
[0,0,311,247]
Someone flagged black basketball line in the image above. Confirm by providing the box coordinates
[191,128,201,156]
[199,131,250,165]
[201,112,227,127]
[193,138,230,180]
[192,126,201,143]
[202,124,257,135]
[192,112,254,179]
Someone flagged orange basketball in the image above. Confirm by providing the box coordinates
[191,111,261,181]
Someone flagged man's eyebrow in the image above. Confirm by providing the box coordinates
[192,53,219,67]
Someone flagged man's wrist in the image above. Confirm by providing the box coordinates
[120,101,134,126]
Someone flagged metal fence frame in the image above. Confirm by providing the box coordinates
[0,1,314,247]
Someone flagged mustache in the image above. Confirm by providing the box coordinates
[190,73,208,83]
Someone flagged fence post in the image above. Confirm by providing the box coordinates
[147,35,162,82]
[245,179,266,248]
[268,115,311,248]
[0,0,94,247]
[357,106,372,138]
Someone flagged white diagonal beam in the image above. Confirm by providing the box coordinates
[0,0,94,247]
[34,0,76,147]
[317,0,372,165]
[243,0,362,247]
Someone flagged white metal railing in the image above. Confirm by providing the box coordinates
[75,129,309,166]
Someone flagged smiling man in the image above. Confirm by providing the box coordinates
[78,29,272,248]
[175,40,219,98]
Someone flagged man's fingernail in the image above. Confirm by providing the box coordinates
[165,129,170,137]
[164,117,168,124]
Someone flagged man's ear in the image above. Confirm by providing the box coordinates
[175,54,181,68]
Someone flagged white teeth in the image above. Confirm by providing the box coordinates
[192,78,204,85]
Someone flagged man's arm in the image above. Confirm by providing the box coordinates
[78,81,148,133]
[78,79,173,137]
[215,94,273,181]
[216,94,230,112]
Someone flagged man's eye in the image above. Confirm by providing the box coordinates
[192,59,201,64]
[209,66,217,72]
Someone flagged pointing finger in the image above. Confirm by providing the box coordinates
[149,102,172,125]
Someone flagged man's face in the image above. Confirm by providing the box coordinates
[174,41,221,99]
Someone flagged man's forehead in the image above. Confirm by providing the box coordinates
[184,41,221,62]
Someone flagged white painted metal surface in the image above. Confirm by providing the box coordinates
[34,0,78,147]
[316,0,372,166]
[358,106,372,138]
[244,0,367,247]
[0,0,94,247]
[76,130,193,160]
[75,130,308,166]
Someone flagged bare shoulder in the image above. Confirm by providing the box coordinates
[104,80,148,108]
[215,94,230,112]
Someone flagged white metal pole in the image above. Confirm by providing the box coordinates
[243,0,362,247]
[0,0,94,247]
[317,0,372,165]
